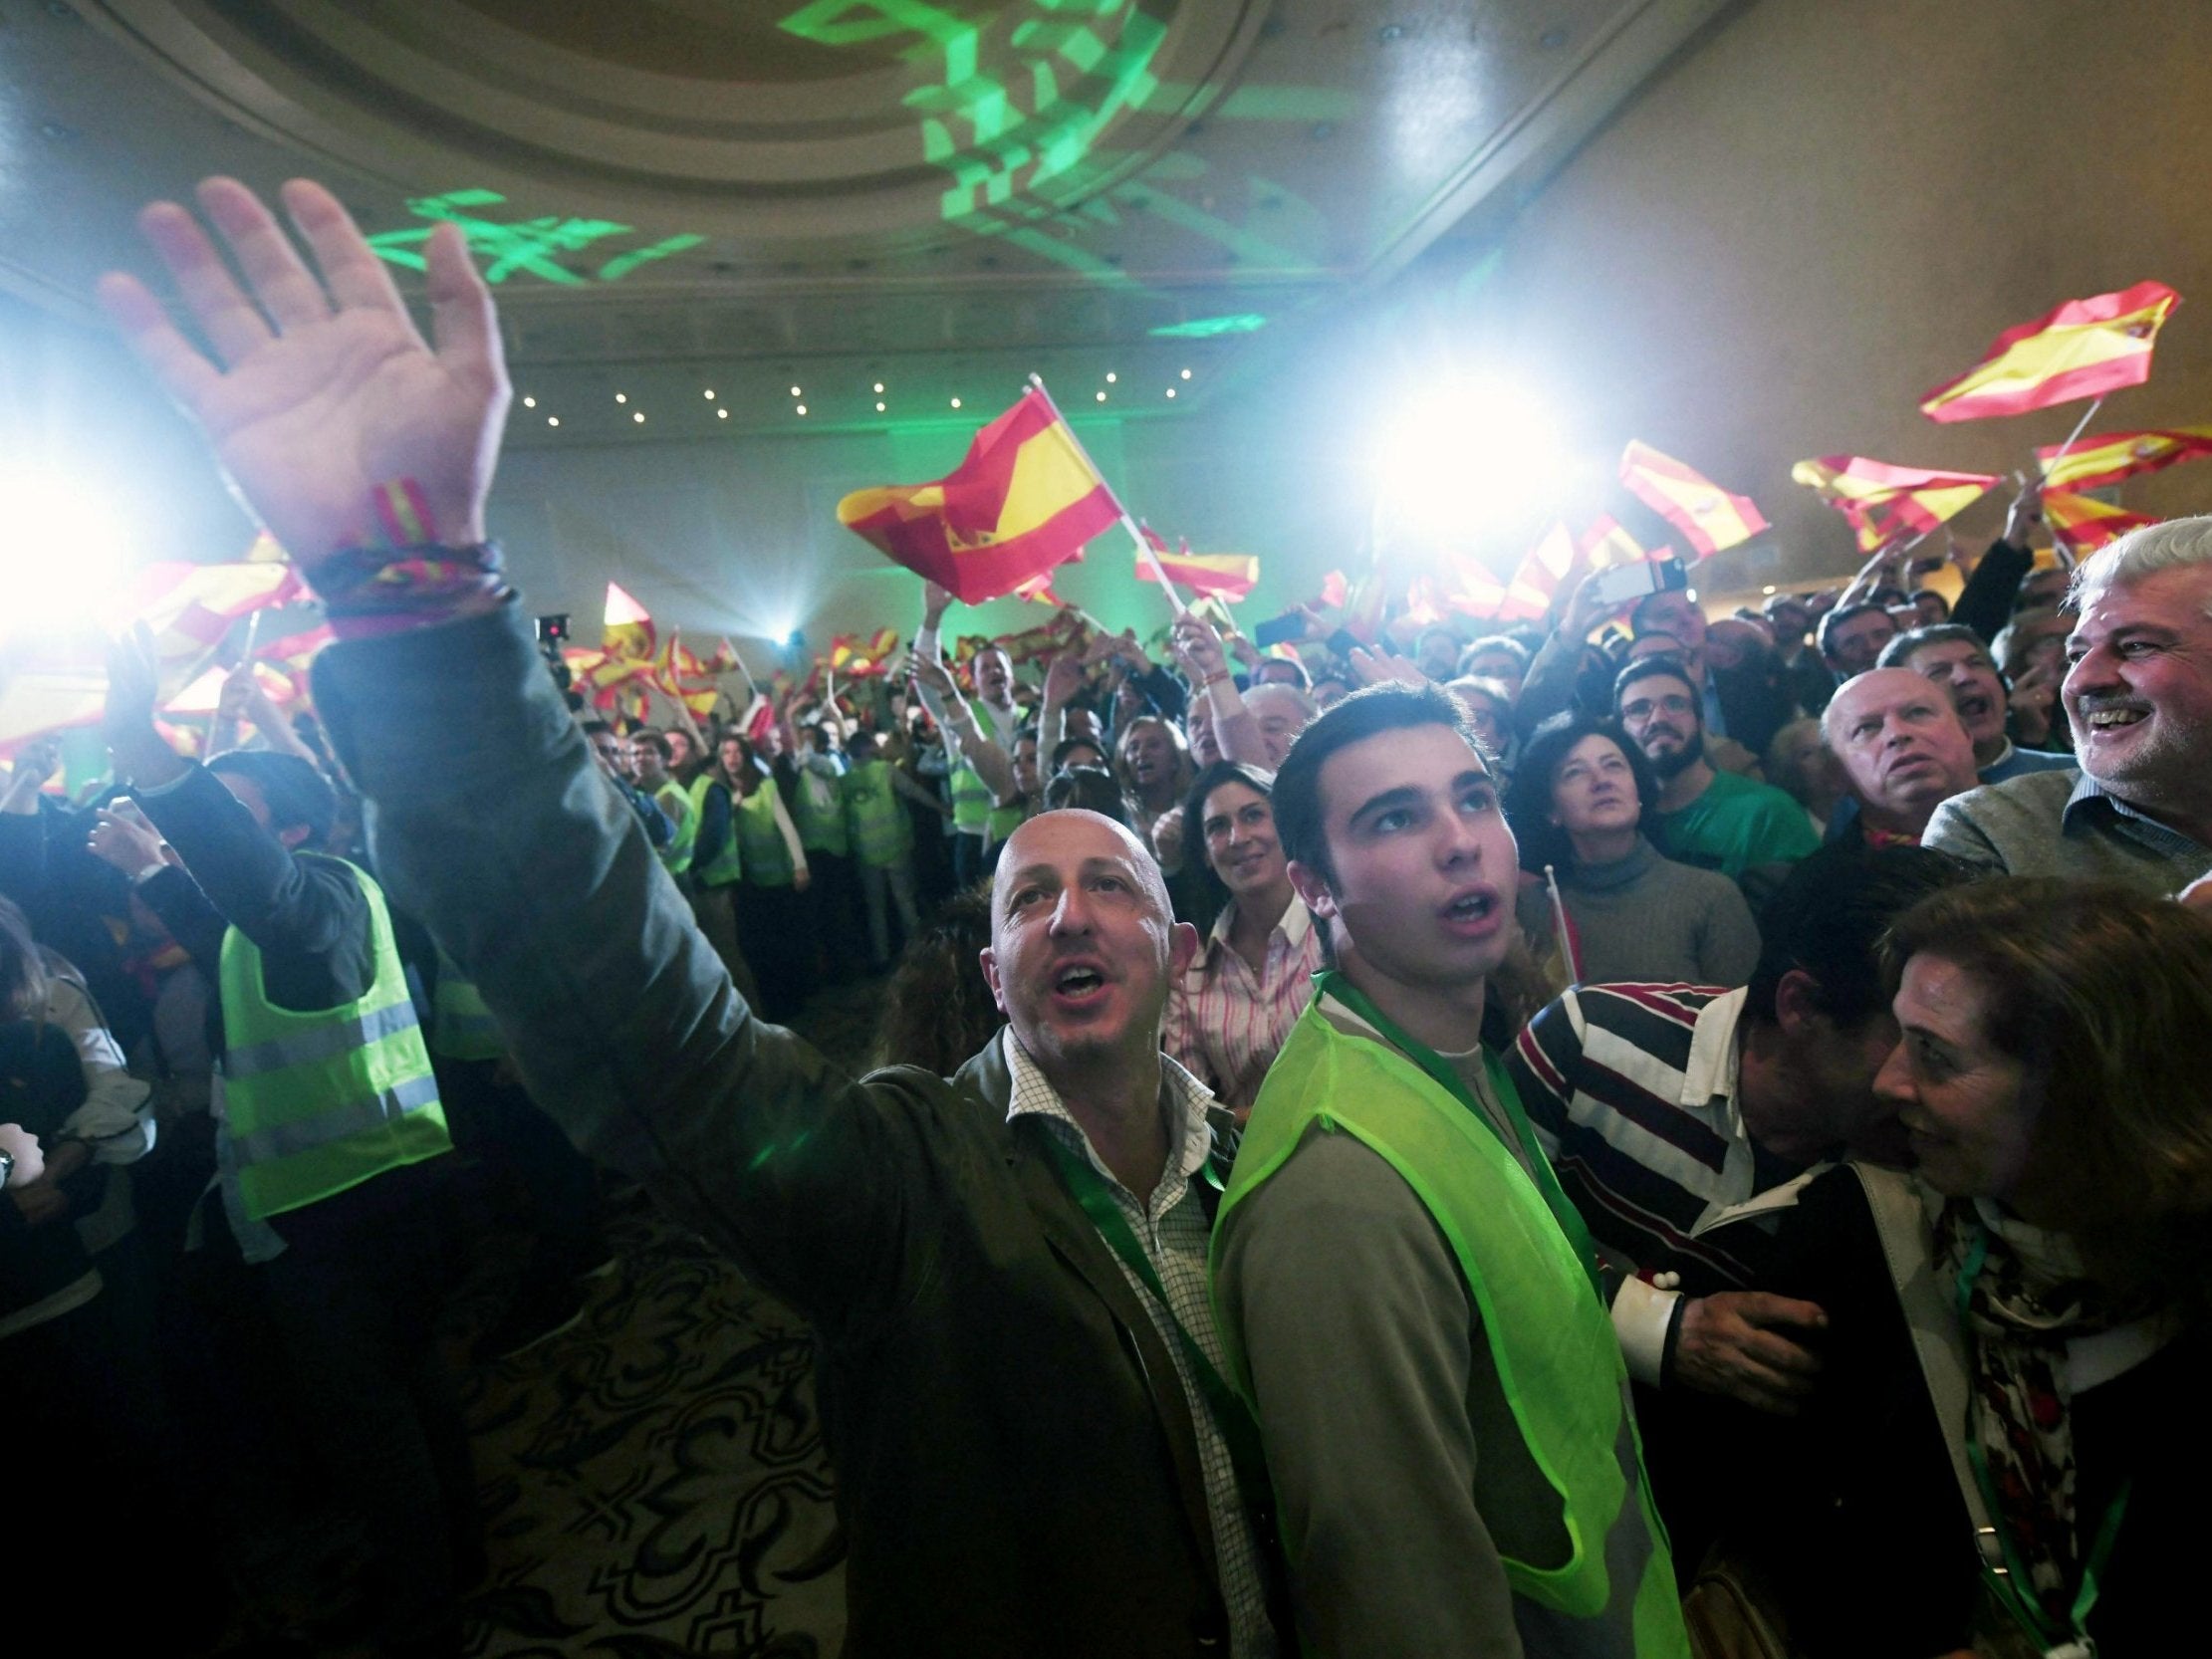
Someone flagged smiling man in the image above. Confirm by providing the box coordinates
[1822,668,1982,845]
[1210,683,1687,1658]
[1927,518,2212,894]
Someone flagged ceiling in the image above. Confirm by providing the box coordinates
[3,0,1737,443]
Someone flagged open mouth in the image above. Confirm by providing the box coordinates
[1955,690,1993,722]
[1438,887,1503,937]
[1051,963,1109,1001]
[2085,707,2148,731]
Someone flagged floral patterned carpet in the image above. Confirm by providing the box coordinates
[453,982,884,1658]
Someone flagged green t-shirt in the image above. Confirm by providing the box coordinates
[1648,767,1820,879]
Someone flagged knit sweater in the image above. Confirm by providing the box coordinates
[1516,835,1762,988]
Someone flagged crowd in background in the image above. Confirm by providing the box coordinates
[7,173,2211,1659]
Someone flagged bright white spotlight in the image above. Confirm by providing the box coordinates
[0,467,132,633]
[1372,376,1565,547]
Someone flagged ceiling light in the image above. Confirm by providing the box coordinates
[875,400,886,412]
[796,404,808,415]
[1762,585,1777,595]
[614,392,627,403]
[522,395,536,408]
[1096,390,1107,401]
[717,408,729,419]
[632,411,645,423]
[950,396,962,408]
[703,388,715,399]
[547,416,560,426]
[1180,367,1193,379]
[1166,388,1177,398]
[790,385,803,397]
[1106,371,1117,383]
[872,381,885,393]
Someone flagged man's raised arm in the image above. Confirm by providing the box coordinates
[99,176,915,1336]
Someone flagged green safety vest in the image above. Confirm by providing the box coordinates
[1215,977,1689,1657]
[652,780,695,875]
[733,779,796,887]
[844,760,913,869]
[789,763,850,857]
[430,950,504,1063]
[217,859,451,1223]
[688,774,743,887]
[985,795,1029,844]
[949,758,993,835]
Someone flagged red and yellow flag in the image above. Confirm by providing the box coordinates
[1920,281,2181,422]
[1499,522,1578,622]
[838,388,1121,604]
[1792,456,2000,551]
[2035,425,2212,492]
[1135,538,1259,601]
[1438,549,1508,620]
[604,582,656,661]
[829,628,901,678]
[1575,515,1650,571]
[2044,493,2158,555]
[1617,441,1768,558]
[1011,572,1068,606]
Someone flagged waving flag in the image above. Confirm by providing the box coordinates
[2044,493,2158,555]
[838,387,1121,604]
[1135,539,1260,601]
[2036,425,2212,492]
[1617,441,1768,558]
[1011,572,1068,606]
[1793,456,2001,551]
[604,582,656,660]
[1499,522,1578,622]
[829,628,901,678]
[1438,549,1508,620]
[1575,516,1650,571]
[1920,281,2181,422]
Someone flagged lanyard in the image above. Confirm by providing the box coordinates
[1953,1225,2132,1656]
[1034,1129,1273,1513]
[1316,971,1605,1302]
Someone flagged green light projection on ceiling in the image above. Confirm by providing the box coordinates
[1149,312,1268,338]
[366,190,703,285]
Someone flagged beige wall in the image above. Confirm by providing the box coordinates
[1442,0,2212,600]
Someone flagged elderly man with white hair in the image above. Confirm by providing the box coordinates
[1926,516,2212,893]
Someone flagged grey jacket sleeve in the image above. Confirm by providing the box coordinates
[310,602,919,1338]
[1216,1130,1524,1658]
[1922,792,2006,869]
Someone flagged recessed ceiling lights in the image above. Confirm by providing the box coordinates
[547,416,560,426]
[632,411,645,423]
[1106,371,1117,383]
[950,396,962,408]
[1180,367,1192,379]
[717,408,729,419]
[703,388,715,399]
[1095,390,1107,401]
[872,381,885,393]
[875,400,887,412]
[614,392,627,403]
[796,404,808,415]
[1165,388,1176,398]
[522,395,536,408]
[790,385,803,397]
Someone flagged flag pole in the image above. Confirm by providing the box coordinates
[2036,396,2104,484]
[1024,372,1187,614]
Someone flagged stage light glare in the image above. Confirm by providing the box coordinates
[0,467,131,631]
[1372,377,1564,544]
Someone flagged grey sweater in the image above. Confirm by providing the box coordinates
[1516,835,1761,988]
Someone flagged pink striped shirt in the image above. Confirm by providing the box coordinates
[1164,898,1323,1114]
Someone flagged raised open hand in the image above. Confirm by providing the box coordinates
[97,177,509,572]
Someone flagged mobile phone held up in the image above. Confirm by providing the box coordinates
[1587,556,1690,611]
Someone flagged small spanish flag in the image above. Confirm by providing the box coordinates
[1439,549,1508,620]
[1134,533,1260,601]
[1792,456,2000,551]
[1617,441,1768,558]
[2036,425,2212,492]
[1919,281,2181,423]
[838,388,1121,604]
[2044,493,2158,555]
[829,628,901,678]
[1498,522,1578,622]
[604,582,656,661]
[1575,515,1650,571]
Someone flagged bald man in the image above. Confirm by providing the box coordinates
[108,173,1281,1659]
[1822,668,1981,845]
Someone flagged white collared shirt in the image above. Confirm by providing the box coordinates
[1164,897,1322,1111]
[1004,1036,1275,1658]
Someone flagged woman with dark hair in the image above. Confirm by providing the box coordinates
[1503,713,1760,987]
[1708,879,2212,1658]
[1162,762,1320,1117]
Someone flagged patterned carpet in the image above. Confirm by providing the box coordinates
[455,981,883,1658]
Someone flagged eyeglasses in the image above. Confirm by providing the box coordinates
[1620,694,1695,720]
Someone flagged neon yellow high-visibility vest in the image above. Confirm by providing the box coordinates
[949,760,993,835]
[217,860,451,1222]
[652,780,695,875]
[733,779,796,888]
[843,760,913,869]
[789,764,850,857]
[688,774,744,888]
[1215,983,1689,1657]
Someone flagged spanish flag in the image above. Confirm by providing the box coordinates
[604,582,655,661]
[1498,522,1578,622]
[2044,493,2158,555]
[1617,441,1768,558]
[1134,533,1260,601]
[1919,281,2181,423]
[2036,425,2212,492]
[829,628,901,678]
[1439,550,1507,620]
[839,388,1121,604]
[1575,515,1650,571]
[1792,456,2000,551]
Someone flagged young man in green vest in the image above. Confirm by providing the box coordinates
[629,729,695,875]
[98,637,476,1658]
[1213,681,1690,1658]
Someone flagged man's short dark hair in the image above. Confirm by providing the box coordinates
[206,750,338,850]
[1461,633,1532,672]
[1875,621,1992,674]
[1049,735,1106,771]
[1611,653,1700,721]
[633,730,673,762]
[1818,601,1890,661]
[1272,680,1480,889]
[1743,843,1975,1031]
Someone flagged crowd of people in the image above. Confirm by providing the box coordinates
[5,173,2208,1659]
